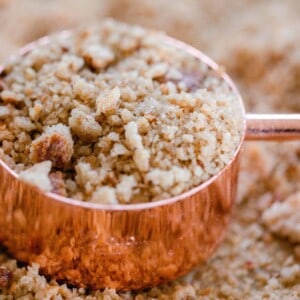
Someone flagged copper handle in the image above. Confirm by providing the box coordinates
[245,113,300,141]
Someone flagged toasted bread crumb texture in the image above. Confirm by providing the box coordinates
[0,20,242,203]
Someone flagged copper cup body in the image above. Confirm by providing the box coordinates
[0,155,240,290]
[0,34,245,291]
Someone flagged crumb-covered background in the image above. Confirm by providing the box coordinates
[0,0,299,299]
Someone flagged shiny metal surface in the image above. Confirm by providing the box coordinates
[246,113,300,141]
[0,155,239,290]
[0,30,299,291]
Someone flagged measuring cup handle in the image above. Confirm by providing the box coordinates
[245,113,300,141]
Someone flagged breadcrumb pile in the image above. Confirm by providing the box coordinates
[0,20,242,204]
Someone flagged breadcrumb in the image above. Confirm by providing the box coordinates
[19,161,52,192]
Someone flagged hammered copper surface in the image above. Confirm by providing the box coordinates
[0,156,239,290]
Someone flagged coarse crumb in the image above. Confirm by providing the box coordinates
[19,160,52,192]
[30,124,74,168]
[0,19,243,204]
[263,192,300,243]
[49,171,67,196]
[0,265,12,289]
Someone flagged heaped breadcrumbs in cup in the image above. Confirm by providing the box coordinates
[0,19,243,204]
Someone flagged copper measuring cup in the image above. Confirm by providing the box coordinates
[0,31,300,291]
